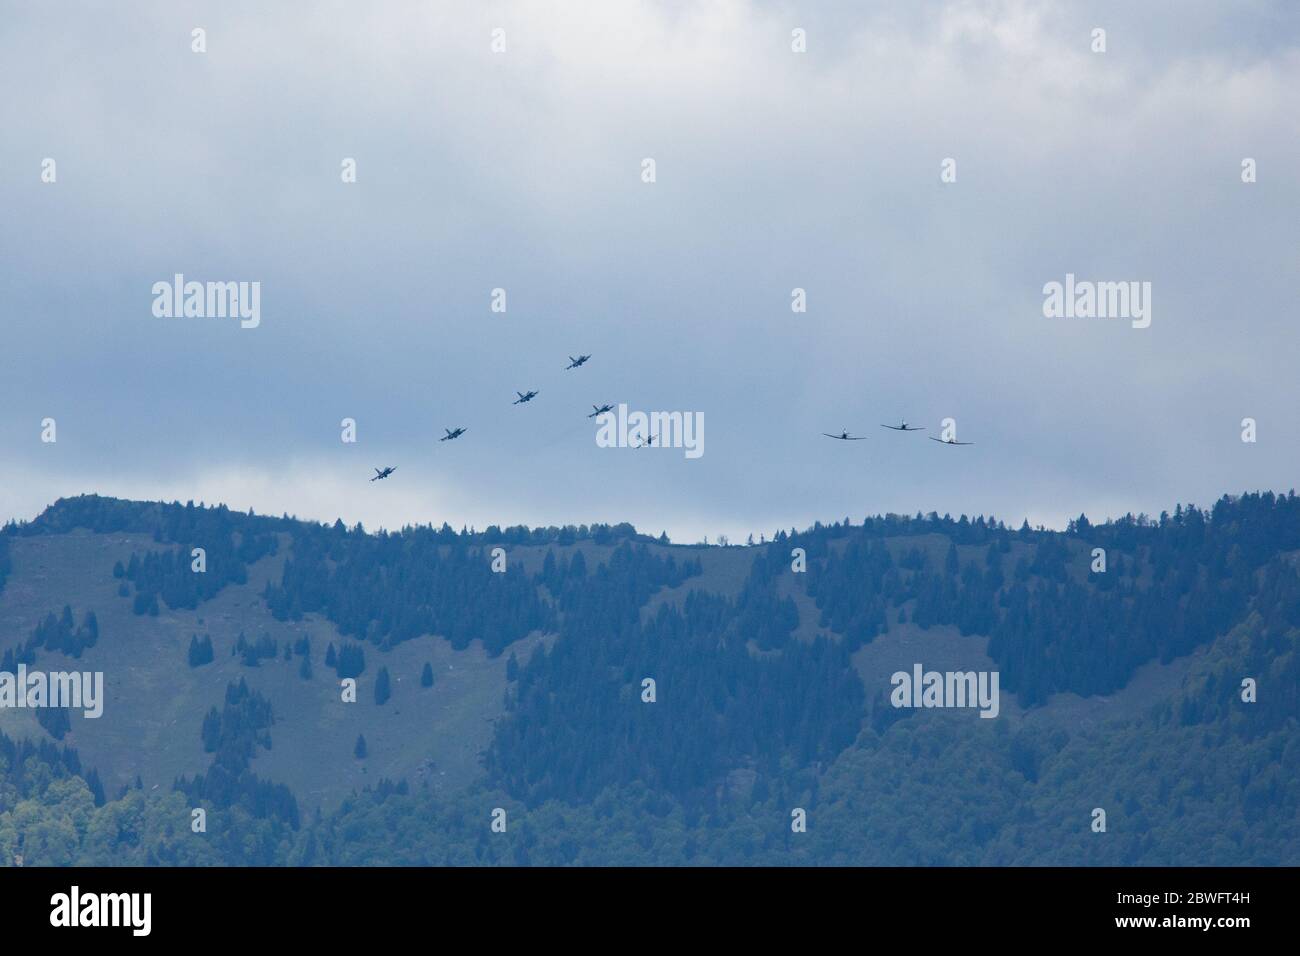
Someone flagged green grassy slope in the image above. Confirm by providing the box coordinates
[0,532,542,812]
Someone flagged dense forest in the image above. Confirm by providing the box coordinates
[0,536,10,595]
[262,521,555,656]
[0,492,1296,865]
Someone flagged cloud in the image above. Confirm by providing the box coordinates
[1,1,1297,536]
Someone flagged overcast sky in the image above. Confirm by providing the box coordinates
[1,0,1297,543]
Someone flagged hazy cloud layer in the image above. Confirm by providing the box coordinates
[2,0,1297,540]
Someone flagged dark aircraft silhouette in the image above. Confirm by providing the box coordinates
[822,430,868,441]
[929,436,974,446]
[440,427,467,441]
[635,432,658,448]
[565,354,591,370]
[370,466,396,481]
[881,419,925,432]
[513,390,539,405]
[588,404,614,418]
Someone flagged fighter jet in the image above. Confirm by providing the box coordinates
[929,436,974,446]
[588,404,614,418]
[635,432,658,449]
[370,466,397,481]
[440,427,467,442]
[512,390,539,405]
[565,354,591,370]
[822,430,868,441]
[881,419,925,432]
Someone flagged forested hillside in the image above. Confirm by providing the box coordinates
[0,492,1296,865]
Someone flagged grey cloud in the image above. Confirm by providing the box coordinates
[1,1,1297,540]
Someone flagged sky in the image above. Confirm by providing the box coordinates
[1,0,1297,543]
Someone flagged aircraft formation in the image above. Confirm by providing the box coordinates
[372,355,974,480]
[372,354,602,479]
[822,419,975,445]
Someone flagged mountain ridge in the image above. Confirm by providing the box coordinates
[0,490,1296,864]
